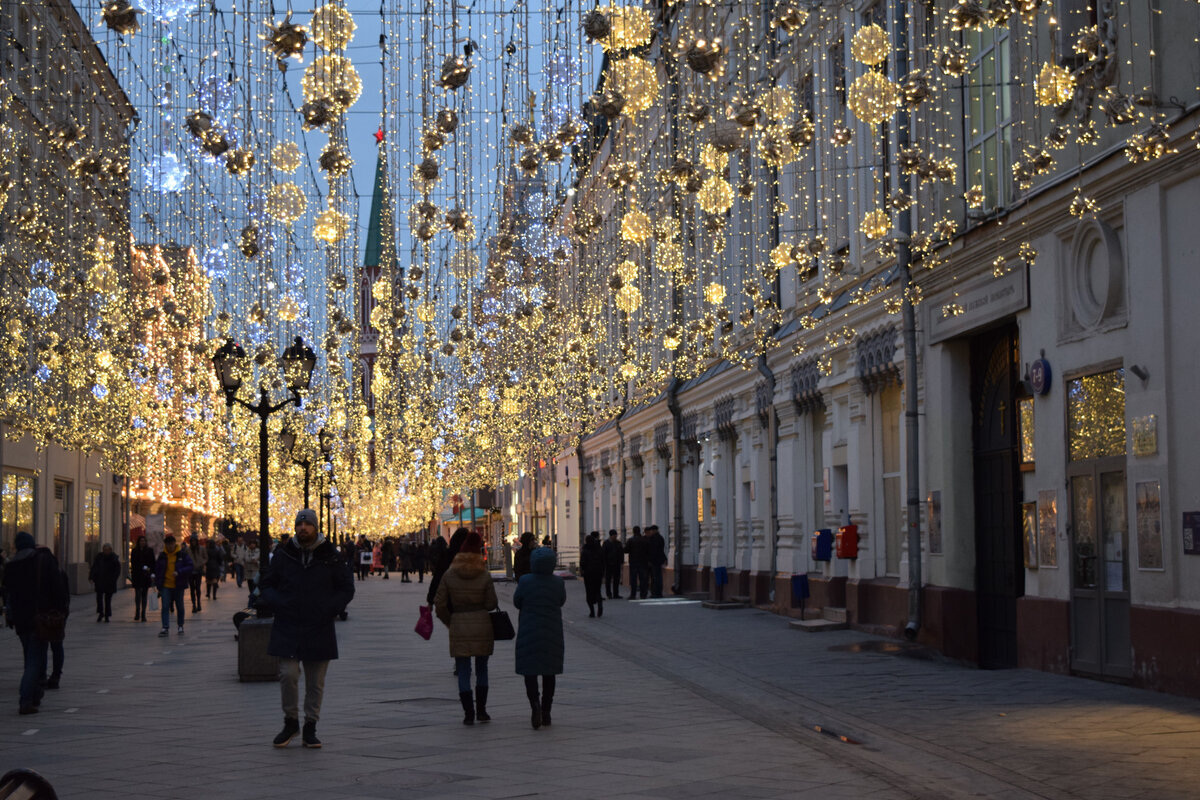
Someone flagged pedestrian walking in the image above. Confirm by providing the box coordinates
[3,532,70,714]
[154,534,194,636]
[624,526,649,599]
[434,530,497,725]
[513,546,566,730]
[186,535,207,613]
[88,543,121,622]
[513,531,536,581]
[645,525,668,598]
[205,538,224,601]
[231,538,249,588]
[602,530,624,599]
[241,539,262,606]
[580,532,604,618]
[412,540,427,583]
[257,509,355,749]
[381,537,395,580]
[371,541,384,577]
[130,536,155,621]
[425,528,465,607]
[45,565,69,690]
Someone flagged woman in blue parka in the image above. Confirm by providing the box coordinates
[512,546,565,729]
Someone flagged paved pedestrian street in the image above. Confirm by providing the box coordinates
[3,577,1197,799]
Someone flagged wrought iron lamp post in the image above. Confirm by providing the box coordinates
[213,336,317,573]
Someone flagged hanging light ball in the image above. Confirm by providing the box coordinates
[240,224,261,258]
[1036,62,1075,106]
[226,148,255,175]
[759,125,800,167]
[313,208,350,243]
[445,206,475,241]
[440,55,472,90]
[620,208,652,244]
[435,108,459,133]
[596,89,626,120]
[773,2,807,33]
[847,70,900,125]
[267,181,308,224]
[102,0,139,34]
[938,44,971,77]
[302,55,362,111]
[542,139,565,163]
[264,14,308,61]
[698,176,734,215]
[704,282,726,305]
[318,143,352,177]
[415,156,440,186]
[185,111,213,140]
[200,129,229,158]
[310,4,356,51]
[949,0,989,31]
[611,55,660,115]
[27,287,59,317]
[851,23,890,66]
[300,97,335,130]
[582,9,611,42]
[683,100,710,124]
[272,142,303,173]
[518,148,542,176]
[615,283,642,314]
[556,118,583,144]
[601,5,653,52]
[902,71,931,106]
[684,37,724,77]
[861,208,892,240]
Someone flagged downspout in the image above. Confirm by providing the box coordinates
[896,6,922,638]
[666,378,683,594]
[615,405,626,537]
[757,356,779,604]
[577,441,587,550]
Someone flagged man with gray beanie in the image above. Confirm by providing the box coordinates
[257,508,354,748]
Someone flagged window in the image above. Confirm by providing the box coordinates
[1018,396,1036,469]
[963,24,1013,211]
[880,384,902,575]
[1,472,35,554]
[1067,368,1125,462]
[84,486,101,564]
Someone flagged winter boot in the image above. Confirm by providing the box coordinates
[541,688,554,727]
[475,685,490,722]
[302,719,321,748]
[587,602,595,618]
[459,691,475,725]
[273,717,299,747]
[598,598,604,618]
[527,687,542,730]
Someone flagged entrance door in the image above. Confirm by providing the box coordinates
[53,481,70,563]
[970,324,1023,669]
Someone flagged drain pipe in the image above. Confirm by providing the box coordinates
[615,406,627,538]
[757,355,779,604]
[577,441,587,549]
[666,377,683,594]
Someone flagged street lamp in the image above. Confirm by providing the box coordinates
[318,427,335,541]
[213,336,317,573]
[278,427,311,509]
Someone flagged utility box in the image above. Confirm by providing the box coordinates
[237,618,279,682]
[811,529,833,562]
[836,525,859,559]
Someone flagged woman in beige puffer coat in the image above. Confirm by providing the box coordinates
[434,531,497,724]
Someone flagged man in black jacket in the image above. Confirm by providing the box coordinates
[3,532,69,714]
[257,509,354,748]
[602,530,625,599]
[624,526,649,600]
[645,525,668,598]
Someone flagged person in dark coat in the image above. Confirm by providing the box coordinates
[434,531,497,725]
[186,535,207,613]
[426,528,466,606]
[257,508,354,749]
[512,531,537,581]
[129,536,155,622]
[204,539,224,600]
[624,526,650,599]
[645,525,668,598]
[88,543,121,622]
[513,547,566,729]
[602,529,624,599]
[154,535,194,636]
[412,540,427,583]
[3,532,70,714]
[579,532,605,618]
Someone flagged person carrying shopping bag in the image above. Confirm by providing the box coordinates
[434,530,497,725]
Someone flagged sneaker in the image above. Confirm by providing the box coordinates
[158,629,169,637]
[177,626,184,635]
[302,720,321,748]
[273,718,300,747]
[46,675,60,690]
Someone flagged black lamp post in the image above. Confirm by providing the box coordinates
[213,336,317,573]
[278,427,311,508]
[318,428,334,539]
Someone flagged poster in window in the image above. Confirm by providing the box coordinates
[1037,489,1058,568]
[1183,511,1200,556]
[1135,480,1162,570]
[927,490,942,555]
[1022,502,1038,569]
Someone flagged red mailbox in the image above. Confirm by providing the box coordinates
[835,524,858,559]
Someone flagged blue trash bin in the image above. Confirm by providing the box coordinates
[790,574,810,608]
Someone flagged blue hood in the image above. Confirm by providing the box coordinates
[530,547,556,575]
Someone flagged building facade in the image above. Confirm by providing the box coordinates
[0,0,136,589]
[515,0,1200,696]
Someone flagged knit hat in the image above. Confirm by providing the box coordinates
[461,532,483,554]
[295,508,319,528]
[14,531,34,550]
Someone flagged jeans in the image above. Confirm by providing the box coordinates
[455,656,488,694]
[95,591,113,618]
[18,631,47,709]
[160,585,186,629]
[234,563,244,587]
[49,638,63,679]
[604,565,622,597]
[630,563,650,598]
[279,658,329,723]
[134,585,149,618]
[188,574,203,609]
[649,563,664,598]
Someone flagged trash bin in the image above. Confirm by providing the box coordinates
[237,617,279,682]
[790,574,810,608]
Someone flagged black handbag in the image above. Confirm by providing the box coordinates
[489,609,515,640]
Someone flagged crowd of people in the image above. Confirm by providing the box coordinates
[1,517,666,740]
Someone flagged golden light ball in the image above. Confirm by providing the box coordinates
[272,142,303,173]
[847,70,899,125]
[310,4,356,50]
[851,23,890,66]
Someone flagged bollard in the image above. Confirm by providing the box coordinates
[237,617,279,682]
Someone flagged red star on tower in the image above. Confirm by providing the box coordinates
[374,127,384,143]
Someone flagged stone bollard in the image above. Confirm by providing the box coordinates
[237,617,279,682]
